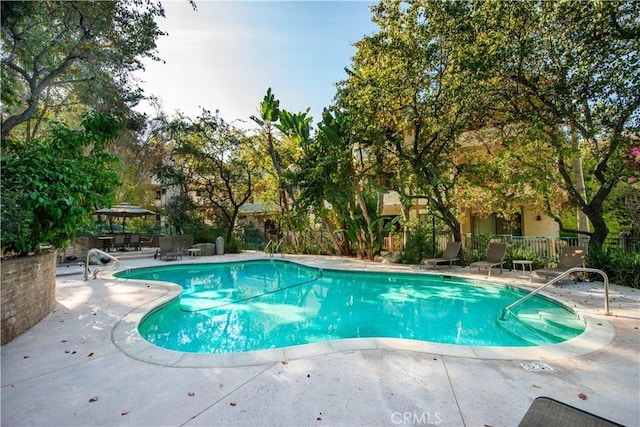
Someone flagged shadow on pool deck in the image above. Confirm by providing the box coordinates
[2,253,639,426]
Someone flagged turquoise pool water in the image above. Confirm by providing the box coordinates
[116,260,586,354]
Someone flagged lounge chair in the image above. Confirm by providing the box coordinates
[177,235,194,253]
[519,396,623,427]
[534,245,585,282]
[155,236,182,261]
[469,242,507,276]
[420,241,461,270]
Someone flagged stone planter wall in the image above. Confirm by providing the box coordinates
[1,250,57,344]
[56,236,99,263]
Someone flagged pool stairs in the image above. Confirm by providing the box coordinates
[498,307,585,345]
[501,267,610,320]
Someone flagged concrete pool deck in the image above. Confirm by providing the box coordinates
[2,252,639,426]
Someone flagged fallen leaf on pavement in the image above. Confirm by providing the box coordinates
[578,393,588,400]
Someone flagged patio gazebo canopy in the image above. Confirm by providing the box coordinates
[94,203,157,232]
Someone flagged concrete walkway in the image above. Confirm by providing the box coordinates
[2,253,639,426]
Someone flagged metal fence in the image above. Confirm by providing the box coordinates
[604,237,640,253]
[462,234,582,262]
[256,227,639,259]
[460,234,639,260]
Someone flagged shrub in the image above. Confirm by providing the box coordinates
[585,245,614,278]
[400,221,435,264]
[187,226,225,244]
[505,246,547,270]
[1,112,121,257]
[610,251,640,288]
[225,236,243,254]
[462,247,486,266]
[587,246,640,288]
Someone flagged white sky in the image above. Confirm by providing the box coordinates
[134,0,376,128]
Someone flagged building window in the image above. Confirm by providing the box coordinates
[473,213,522,236]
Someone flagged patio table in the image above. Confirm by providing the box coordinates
[97,236,113,252]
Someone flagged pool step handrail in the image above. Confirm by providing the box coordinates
[84,248,120,280]
[265,239,285,258]
[274,239,284,258]
[500,267,610,320]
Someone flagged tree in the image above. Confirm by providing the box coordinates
[1,111,122,257]
[112,101,171,207]
[250,89,300,242]
[164,193,198,236]
[251,88,333,254]
[454,125,568,227]
[166,109,255,244]
[1,0,166,140]
[292,108,353,255]
[337,0,480,245]
[443,0,640,248]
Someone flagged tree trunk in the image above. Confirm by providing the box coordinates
[556,149,611,249]
[437,202,464,263]
[354,182,376,259]
[226,210,238,245]
[401,202,411,248]
[322,216,345,255]
[582,204,609,249]
[571,127,590,247]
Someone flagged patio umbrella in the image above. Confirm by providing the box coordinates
[94,203,157,232]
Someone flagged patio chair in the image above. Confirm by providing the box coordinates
[113,234,126,251]
[178,235,194,253]
[420,241,461,270]
[534,246,586,283]
[154,236,182,261]
[469,242,507,276]
[518,396,622,427]
[128,234,141,251]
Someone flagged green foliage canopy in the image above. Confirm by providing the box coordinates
[161,109,255,243]
[337,0,481,243]
[1,112,122,257]
[1,0,166,140]
[439,0,640,246]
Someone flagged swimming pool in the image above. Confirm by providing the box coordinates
[115,260,585,354]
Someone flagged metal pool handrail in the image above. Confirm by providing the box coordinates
[500,267,610,320]
[274,239,284,257]
[84,248,120,280]
[264,239,284,258]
